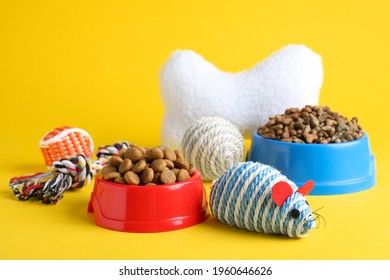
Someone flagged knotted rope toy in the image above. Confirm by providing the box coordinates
[10,142,130,204]
[210,161,316,238]
[181,116,244,181]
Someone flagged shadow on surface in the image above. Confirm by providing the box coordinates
[62,190,96,226]
[200,212,295,242]
[5,162,46,175]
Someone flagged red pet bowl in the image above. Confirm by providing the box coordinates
[88,170,208,233]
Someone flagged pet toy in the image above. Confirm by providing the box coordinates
[210,161,316,238]
[159,44,323,148]
[40,126,94,167]
[10,142,129,204]
[181,116,244,181]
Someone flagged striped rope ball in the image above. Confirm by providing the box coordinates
[40,126,94,168]
[181,116,245,181]
[210,161,315,238]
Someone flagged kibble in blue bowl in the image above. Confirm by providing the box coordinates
[247,105,376,195]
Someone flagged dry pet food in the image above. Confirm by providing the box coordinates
[258,105,363,144]
[101,145,195,185]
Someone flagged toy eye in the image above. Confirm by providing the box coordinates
[290,209,300,219]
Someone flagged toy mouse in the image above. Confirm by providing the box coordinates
[210,161,316,238]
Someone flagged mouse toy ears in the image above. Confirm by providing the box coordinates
[272,180,314,207]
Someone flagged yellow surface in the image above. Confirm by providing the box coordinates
[1,0,389,260]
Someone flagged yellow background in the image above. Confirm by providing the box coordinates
[1,0,389,259]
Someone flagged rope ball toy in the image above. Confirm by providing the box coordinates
[40,126,94,168]
[181,116,245,181]
[210,161,316,238]
[10,125,130,204]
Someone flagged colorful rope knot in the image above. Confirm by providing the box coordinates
[96,141,130,159]
[93,141,130,172]
[9,141,130,204]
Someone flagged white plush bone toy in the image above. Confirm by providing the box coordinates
[159,44,323,149]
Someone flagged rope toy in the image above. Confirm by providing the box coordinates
[40,126,94,167]
[10,142,129,204]
[181,116,245,181]
[210,161,316,238]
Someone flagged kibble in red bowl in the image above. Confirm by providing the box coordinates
[100,145,196,185]
[88,145,208,233]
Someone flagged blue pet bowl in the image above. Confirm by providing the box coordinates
[247,130,376,195]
